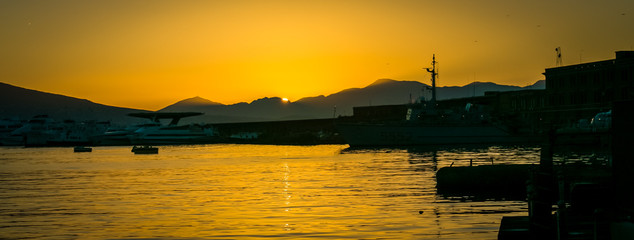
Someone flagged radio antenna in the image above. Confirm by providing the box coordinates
[555,47,563,66]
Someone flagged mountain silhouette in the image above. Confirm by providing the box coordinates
[1,79,544,124]
[0,82,148,125]
[159,97,311,124]
[161,79,545,123]
[438,81,529,99]
[162,96,223,109]
[523,80,545,89]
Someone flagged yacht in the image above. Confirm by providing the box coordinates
[48,120,110,146]
[4,115,61,146]
[99,123,156,146]
[0,118,24,146]
[2,116,112,146]
[126,112,218,145]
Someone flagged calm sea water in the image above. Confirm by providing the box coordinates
[0,144,608,239]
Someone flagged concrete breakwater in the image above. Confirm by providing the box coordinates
[213,118,345,145]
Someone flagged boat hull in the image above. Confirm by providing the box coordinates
[73,146,93,152]
[132,146,158,154]
[129,135,218,145]
[129,125,218,145]
[337,123,534,147]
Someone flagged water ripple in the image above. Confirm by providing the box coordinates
[0,144,607,239]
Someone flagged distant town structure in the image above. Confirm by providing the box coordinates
[542,50,634,127]
[347,51,634,134]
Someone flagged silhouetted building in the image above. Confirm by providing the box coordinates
[543,51,634,127]
[489,90,547,133]
[350,104,409,122]
[345,51,633,134]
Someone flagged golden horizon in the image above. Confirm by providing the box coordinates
[2,0,632,110]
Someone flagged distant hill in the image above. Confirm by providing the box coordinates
[437,81,526,99]
[523,80,545,89]
[159,97,315,124]
[162,96,223,109]
[0,82,148,125]
[1,80,544,125]
[162,79,545,123]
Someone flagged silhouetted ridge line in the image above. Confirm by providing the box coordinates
[0,82,148,125]
[161,79,544,123]
[2,79,544,124]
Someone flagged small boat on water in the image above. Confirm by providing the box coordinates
[73,146,92,152]
[132,145,158,154]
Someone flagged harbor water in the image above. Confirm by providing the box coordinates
[0,144,608,239]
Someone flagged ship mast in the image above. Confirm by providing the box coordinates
[425,54,438,105]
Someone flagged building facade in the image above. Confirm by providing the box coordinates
[543,51,634,127]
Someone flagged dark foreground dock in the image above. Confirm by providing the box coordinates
[496,100,634,240]
[498,216,530,240]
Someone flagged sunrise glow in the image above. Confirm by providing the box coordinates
[1,0,633,110]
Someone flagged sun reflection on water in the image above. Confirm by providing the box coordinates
[0,144,608,239]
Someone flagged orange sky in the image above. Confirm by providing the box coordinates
[2,0,633,110]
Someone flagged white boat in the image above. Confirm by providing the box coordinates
[2,116,112,147]
[130,124,217,144]
[98,123,157,146]
[126,112,218,145]
[0,118,24,146]
[48,120,111,146]
[5,115,61,147]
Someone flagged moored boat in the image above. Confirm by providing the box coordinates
[97,112,218,145]
[127,112,218,145]
[132,145,158,154]
[73,146,92,152]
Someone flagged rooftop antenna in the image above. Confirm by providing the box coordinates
[555,47,563,66]
[425,54,438,105]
